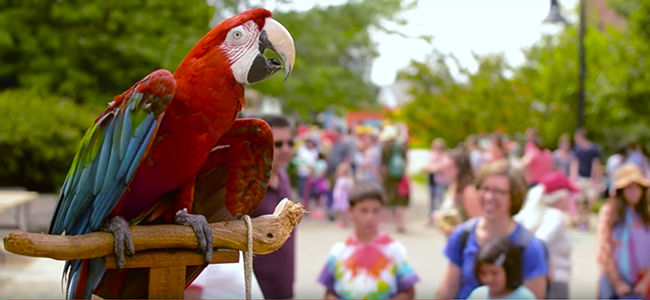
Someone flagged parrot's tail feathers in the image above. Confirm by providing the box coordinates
[64,259,106,299]
[61,260,73,298]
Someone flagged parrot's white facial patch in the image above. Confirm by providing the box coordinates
[220,21,261,85]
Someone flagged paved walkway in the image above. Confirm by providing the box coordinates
[0,183,599,299]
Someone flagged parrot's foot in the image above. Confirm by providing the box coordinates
[173,209,213,267]
[101,216,135,270]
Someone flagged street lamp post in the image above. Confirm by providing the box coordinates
[543,0,586,129]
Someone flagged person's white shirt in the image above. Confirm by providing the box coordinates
[534,206,572,283]
[296,145,318,177]
[606,154,625,195]
[515,185,572,284]
[186,251,264,299]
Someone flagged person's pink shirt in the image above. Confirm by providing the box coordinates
[526,148,554,185]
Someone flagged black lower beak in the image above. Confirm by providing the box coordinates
[247,53,283,84]
[247,30,284,84]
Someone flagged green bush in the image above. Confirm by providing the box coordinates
[409,171,428,185]
[0,89,99,192]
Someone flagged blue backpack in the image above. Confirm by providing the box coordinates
[387,143,406,179]
[458,218,552,298]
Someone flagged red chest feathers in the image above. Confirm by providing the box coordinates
[143,97,237,183]
[119,95,240,213]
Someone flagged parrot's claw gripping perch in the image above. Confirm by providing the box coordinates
[101,216,135,270]
[174,209,213,267]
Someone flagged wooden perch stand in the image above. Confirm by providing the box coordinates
[2,198,306,299]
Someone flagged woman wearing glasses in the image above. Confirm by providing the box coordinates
[435,161,549,300]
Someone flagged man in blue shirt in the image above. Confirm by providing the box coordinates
[570,128,602,230]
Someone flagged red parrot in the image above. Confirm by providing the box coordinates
[47,8,295,299]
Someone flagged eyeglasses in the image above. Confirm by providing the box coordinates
[478,186,509,197]
[274,140,295,148]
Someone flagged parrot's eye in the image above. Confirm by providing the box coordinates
[226,25,247,43]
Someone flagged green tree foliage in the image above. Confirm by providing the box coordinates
[0,0,214,103]
[395,51,534,148]
[250,0,416,118]
[608,0,640,18]
[396,0,650,154]
[0,90,98,192]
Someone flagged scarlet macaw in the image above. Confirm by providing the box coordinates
[47,8,295,299]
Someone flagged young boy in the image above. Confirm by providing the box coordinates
[317,180,420,299]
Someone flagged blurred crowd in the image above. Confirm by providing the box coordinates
[188,117,650,300]
[425,127,650,300]
[426,127,650,233]
[289,121,412,232]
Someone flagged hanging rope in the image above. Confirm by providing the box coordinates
[243,215,253,300]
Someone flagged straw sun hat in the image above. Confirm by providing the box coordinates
[615,163,650,190]
[354,125,376,136]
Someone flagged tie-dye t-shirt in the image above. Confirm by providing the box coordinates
[317,232,420,299]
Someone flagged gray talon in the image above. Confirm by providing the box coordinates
[101,216,134,270]
[174,209,213,266]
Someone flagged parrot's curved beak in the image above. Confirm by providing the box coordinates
[247,18,295,84]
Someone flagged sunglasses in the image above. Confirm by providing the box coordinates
[274,140,295,148]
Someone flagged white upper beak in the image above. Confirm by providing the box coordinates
[262,17,296,80]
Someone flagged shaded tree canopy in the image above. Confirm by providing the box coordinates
[0,0,214,103]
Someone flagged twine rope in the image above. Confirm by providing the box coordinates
[243,215,253,300]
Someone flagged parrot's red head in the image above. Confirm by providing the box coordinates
[176,8,295,85]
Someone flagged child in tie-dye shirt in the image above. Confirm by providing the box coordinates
[317,180,420,299]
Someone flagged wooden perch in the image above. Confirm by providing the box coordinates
[3,198,305,261]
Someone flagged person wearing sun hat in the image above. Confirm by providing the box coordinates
[596,163,650,299]
[515,171,581,299]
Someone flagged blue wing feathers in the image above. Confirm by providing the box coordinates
[116,134,140,180]
[45,69,176,299]
[112,111,124,159]
[102,124,122,194]
[63,194,89,233]
[90,185,123,231]
[66,260,81,298]
[85,259,107,298]
[93,118,115,195]
[127,115,155,180]
[118,108,131,161]
[103,112,124,192]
